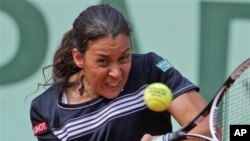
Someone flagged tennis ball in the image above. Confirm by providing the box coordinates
[144,83,173,112]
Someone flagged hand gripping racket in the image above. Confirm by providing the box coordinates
[154,58,250,141]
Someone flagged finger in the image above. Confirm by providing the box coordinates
[141,134,153,141]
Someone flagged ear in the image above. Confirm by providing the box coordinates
[72,48,84,68]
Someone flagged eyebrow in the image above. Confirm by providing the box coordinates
[97,47,131,58]
[121,48,131,55]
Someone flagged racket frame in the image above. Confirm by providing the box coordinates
[170,58,250,141]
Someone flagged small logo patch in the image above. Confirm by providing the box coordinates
[32,121,48,136]
[156,59,172,72]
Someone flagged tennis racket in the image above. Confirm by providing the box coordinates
[154,58,250,141]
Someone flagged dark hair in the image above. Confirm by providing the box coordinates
[51,4,132,89]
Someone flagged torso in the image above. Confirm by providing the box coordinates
[30,52,198,141]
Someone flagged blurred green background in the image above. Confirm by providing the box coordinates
[0,0,250,140]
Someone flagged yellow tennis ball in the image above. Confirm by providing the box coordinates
[144,83,173,112]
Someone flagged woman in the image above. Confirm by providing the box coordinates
[30,4,209,141]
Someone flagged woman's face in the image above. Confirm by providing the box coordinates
[81,33,132,99]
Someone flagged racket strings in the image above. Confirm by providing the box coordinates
[217,67,250,141]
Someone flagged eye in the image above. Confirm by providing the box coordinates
[119,54,131,63]
[96,58,109,66]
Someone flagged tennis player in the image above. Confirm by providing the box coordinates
[30,4,209,141]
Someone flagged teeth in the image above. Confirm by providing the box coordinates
[106,82,119,87]
[108,83,118,87]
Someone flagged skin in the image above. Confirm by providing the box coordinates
[141,90,210,141]
[67,33,210,140]
[66,33,132,104]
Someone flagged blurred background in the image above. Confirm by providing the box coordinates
[0,0,250,140]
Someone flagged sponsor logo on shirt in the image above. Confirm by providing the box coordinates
[32,121,48,136]
[156,59,172,72]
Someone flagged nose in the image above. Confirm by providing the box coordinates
[108,64,122,78]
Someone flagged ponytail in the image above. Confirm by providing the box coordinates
[52,29,81,88]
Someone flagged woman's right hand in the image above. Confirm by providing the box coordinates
[141,134,154,141]
[141,134,163,141]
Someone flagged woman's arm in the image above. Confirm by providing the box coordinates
[141,90,210,141]
[168,90,210,137]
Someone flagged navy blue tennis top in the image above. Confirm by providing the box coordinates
[30,52,199,141]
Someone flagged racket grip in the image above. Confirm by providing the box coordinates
[168,131,186,141]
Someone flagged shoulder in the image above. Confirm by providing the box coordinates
[30,85,62,128]
[132,52,169,65]
[132,52,173,71]
[132,52,163,66]
[132,52,160,61]
[31,85,61,110]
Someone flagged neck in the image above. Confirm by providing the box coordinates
[64,88,94,104]
[64,72,98,104]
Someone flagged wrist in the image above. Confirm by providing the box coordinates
[152,134,169,141]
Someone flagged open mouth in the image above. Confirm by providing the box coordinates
[105,80,122,88]
[105,82,119,88]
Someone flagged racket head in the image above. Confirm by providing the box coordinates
[167,58,250,141]
[210,58,250,141]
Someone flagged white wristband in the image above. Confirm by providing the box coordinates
[152,134,169,141]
